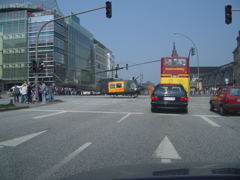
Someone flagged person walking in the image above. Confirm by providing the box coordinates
[13,84,20,103]
[38,82,42,102]
[26,83,33,104]
[49,83,55,101]
[21,83,28,103]
[41,81,47,104]
[148,84,153,98]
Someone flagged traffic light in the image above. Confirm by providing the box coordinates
[225,5,232,25]
[32,60,37,72]
[106,1,112,19]
[29,61,33,72]
[38,60,44,72]
[126,64,128,70]
[191,47,195,56]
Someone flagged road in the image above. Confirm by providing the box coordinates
[0,95,240,179]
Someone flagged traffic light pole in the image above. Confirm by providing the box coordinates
[34,6,106,102]
[173,32,200,90]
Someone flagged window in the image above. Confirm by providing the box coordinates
[116,83,122,88]
[110,84,115,89]
[229,88,240,96]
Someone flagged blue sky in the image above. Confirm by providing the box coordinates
[57,0,240,85]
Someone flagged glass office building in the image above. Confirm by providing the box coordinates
[0,0,110,90]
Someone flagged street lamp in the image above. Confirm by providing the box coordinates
[173,32,200,89]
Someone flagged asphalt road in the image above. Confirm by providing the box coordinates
[0,95,240,180]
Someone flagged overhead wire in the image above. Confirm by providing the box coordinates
[95,59,161,74]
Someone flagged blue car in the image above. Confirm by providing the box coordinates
[151,84,188,113]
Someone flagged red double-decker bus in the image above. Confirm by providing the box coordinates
[160,57,190,94]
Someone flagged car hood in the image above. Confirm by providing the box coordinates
[60,162,240,180]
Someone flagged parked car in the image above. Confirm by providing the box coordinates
[82,91,91,95]
[209,86,240,116]
[151,84,188,113]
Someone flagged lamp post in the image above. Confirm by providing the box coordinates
[173,32,200,89]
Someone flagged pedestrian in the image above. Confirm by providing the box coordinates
[26,83,33,104]
[21,83,28,103]
[38,82,42,102]
[148,84,153,98]
[13,84,20,103]
[49,83,55,101]
[41,81,47,104]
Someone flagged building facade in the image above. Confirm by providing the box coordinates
[233,31,240,86]
[0,0,114,90]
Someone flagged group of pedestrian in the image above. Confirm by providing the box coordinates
[10,81,55,104]
[11,82,35,104]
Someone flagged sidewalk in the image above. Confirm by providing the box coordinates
[0,92,62,112]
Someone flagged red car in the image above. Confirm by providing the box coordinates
[209,86,240,115]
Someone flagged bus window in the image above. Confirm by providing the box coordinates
[110,84,115,89]
[164,59,186,66]
[116,83,122,88]
[164,59,172,66]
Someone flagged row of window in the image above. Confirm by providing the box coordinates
[0,20,27,34]
[29,21,53,32]
[3,53,26,63]
[2,68,27,79]
[3,38,27,49]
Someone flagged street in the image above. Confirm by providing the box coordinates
[0,95,240,179]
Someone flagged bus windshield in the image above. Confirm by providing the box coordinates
[164,58,186,67]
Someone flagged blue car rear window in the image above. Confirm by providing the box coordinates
[154,85,184,94]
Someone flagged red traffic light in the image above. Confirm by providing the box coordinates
[225,5,232,25]
[106,1,112,19]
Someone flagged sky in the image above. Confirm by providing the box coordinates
[57,0,240,85]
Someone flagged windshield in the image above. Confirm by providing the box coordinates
[164,58,186,67]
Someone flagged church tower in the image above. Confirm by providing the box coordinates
[171,43,179,57]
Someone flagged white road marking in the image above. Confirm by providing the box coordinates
[0,130,48,147]
[117,113,131,123]
[153,114,180,116]
[22,109,236,124]
[197,115,221,127]
[152,136,181,163]
[32,111,67,119]
[37,142,92,180]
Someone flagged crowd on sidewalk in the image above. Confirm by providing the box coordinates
[190,87,218,95]
[8,81,56,104]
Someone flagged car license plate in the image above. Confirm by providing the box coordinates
[164,97,175,101]
[237,99,240,102]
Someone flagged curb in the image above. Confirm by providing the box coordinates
[0,106,29,112]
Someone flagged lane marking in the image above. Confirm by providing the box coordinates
[153,114,180,116]
[37,142,92,180]
[117,113,131,123]
[0,130,48,147]
[32,111,67,119]
[152,136,181,163]
[198,115,220,127]
[22,109,238,120]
